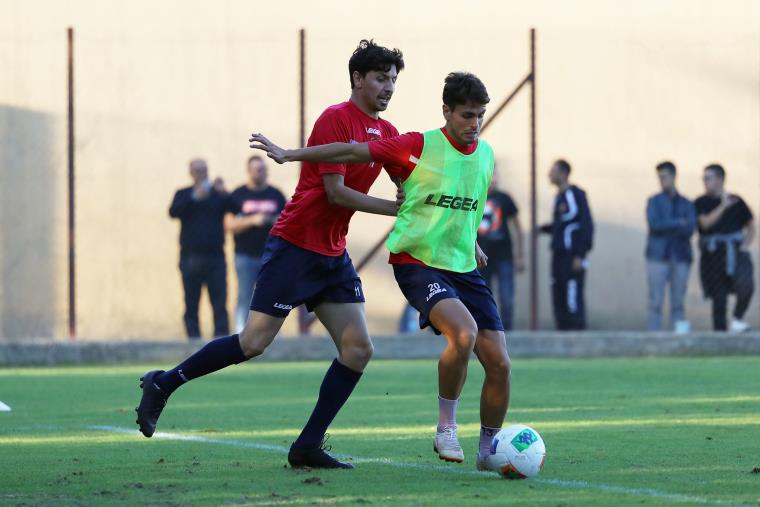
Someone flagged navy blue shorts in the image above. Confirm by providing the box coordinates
[250,235,365,317]
[393,263,504,334]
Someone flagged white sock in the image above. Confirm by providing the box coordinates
[437,396,458,432]
[479,426,500,455]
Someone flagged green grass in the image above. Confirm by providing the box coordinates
[1,357,759,506]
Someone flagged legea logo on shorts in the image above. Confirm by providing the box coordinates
[426,282,447,302]
[273,303,293,310]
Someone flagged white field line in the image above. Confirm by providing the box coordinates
[89,425,752,507]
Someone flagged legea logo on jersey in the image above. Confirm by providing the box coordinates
[366,127,382,136]
[424,194,479,212]
[273,303,293,310]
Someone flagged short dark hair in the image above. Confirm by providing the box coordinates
[247,154,264,166]
[442,72,490,110]
[656,161,676,176]
[705,163,725,180]
[348,39,404,89]
[554,159,571,176]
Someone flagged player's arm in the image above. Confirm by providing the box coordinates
[249,133,373,165]
[475,241,488,268]
[322,174,398,216]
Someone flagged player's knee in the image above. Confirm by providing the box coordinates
[488,351,511,380]
[453,328,477,357]
[342,340,374,370]
[238,328,267,358]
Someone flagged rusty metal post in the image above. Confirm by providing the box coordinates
[529,28,538,330]
[299,28,306,147]
[67,27,76,340]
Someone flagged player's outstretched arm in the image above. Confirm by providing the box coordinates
[249,133,373,165]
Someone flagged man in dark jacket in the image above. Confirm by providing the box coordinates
[540,159,594,330]
[645,161,696,331]
[169,158,236,339]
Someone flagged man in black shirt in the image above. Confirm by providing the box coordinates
[477,168,524,330]
[694,164,755,331]
[539,159,594,330]
[226,155,287,331]
[169,158,235,339]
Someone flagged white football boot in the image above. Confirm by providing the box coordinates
[433,425,464,463]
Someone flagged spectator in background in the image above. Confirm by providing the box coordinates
[397,302,418,333]
[169,158,234,339]
[695,164,755,332]
[477,166,524,330]
[226,156,287,332]
[645,161,696,331]
[539,159,594,330]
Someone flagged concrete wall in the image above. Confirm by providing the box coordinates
[1,0,759,339]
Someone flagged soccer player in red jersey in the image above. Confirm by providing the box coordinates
[135,40,405,469]
[250,73,511,470]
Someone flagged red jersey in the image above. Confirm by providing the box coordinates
[270,100,400,256]
[367,128,479,267]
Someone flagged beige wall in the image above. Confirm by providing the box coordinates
[1,0,759,339]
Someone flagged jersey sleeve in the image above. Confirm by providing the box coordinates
[368,132,424,181]
[308,111,350,176]
[737,197,754,224]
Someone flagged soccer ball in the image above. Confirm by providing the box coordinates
[486,425,546,479]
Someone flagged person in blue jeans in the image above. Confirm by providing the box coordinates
[225,155,286,331]
[645,161,696,331]
[477,168,524,330]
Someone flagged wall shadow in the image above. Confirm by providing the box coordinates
[0,105,58,339]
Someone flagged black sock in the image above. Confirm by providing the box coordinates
[292,359,362,449]
[155,334,247,394]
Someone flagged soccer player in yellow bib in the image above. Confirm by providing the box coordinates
[250,72,510,470]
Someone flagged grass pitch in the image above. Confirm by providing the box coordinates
[1,357,759,506]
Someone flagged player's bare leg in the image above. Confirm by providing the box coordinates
[428,298,478,463]
[136,311,284,437]
[238,311,287,358]
[287,302,372,469]
[473,329,511,469]
[317,302,374,372]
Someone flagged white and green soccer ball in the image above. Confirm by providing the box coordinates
[486,424,546,479]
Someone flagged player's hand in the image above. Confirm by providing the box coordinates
[392,178,405,211]
[249,133,288,164]
[721,193,737,208]
[475,242,488,269]
[572,256,584,272]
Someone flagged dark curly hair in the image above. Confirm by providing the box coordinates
[442,72,490,109]
[348,39,405,88]
[656,161,676,176]
[554,159,572,176]
[705,163,725,180]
